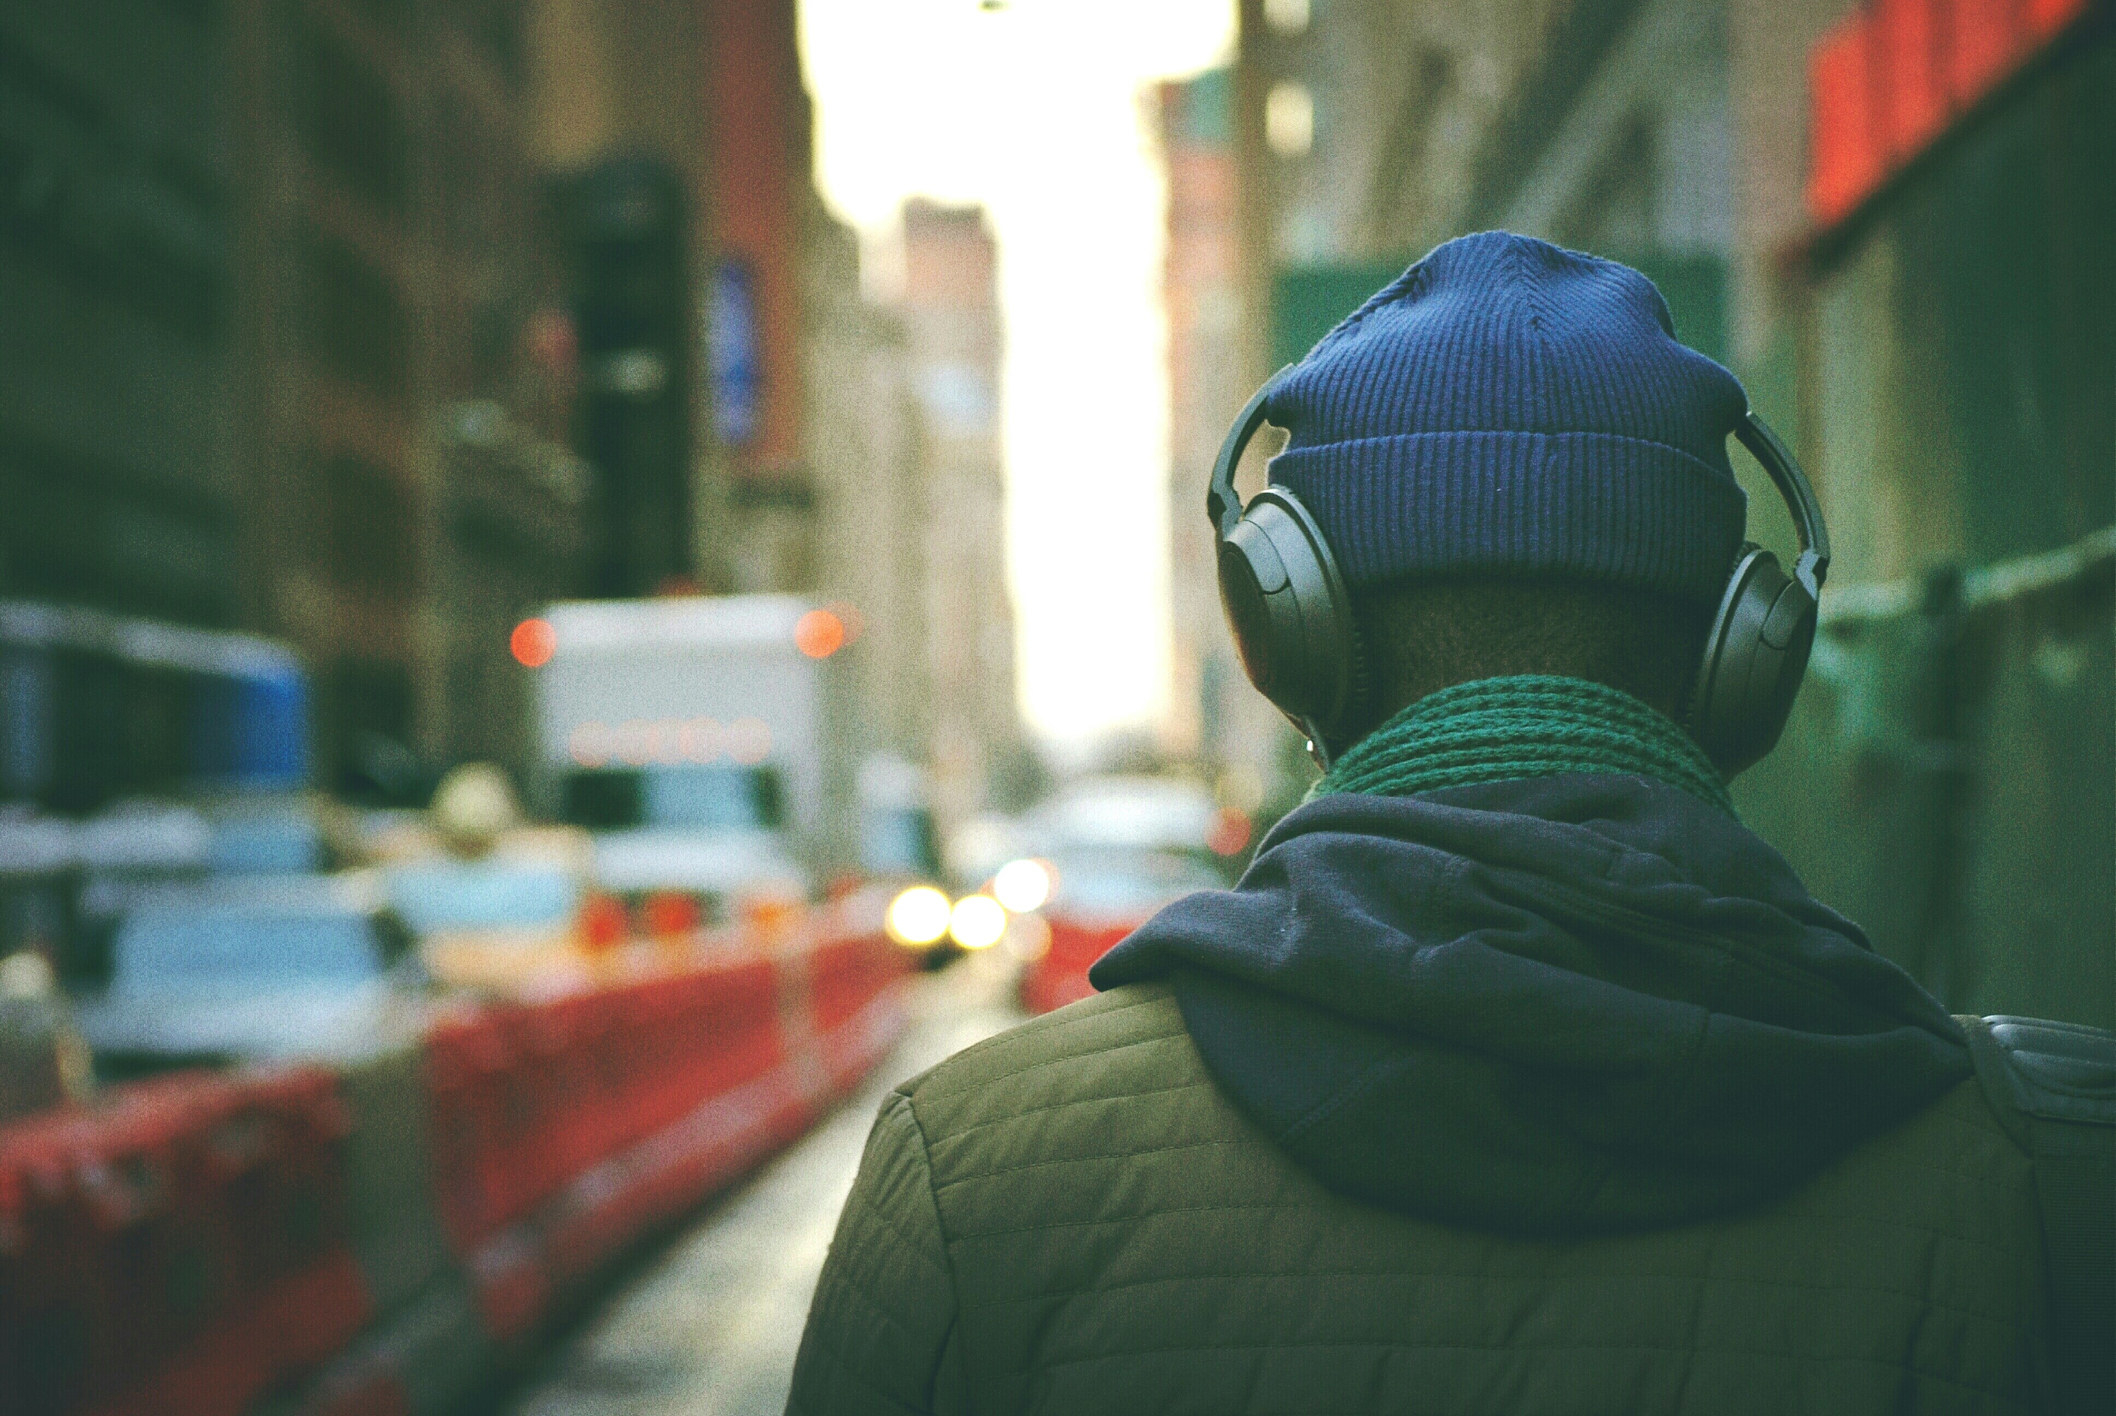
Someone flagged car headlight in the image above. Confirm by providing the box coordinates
[885,885,952,947]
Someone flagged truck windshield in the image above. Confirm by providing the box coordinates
[561,765,784,831]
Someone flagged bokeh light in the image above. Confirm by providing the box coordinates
[511,617,556,668]
[795,609,847,658]
[1002,910,1052,962]
[992,858,1053,913]
[568,721,610,767]
[727,717,773,764]
[886,886,953,947]
[1207,807,1254,857]
[948,894,1007,950]
[580,894,628,952]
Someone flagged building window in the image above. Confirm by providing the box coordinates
[1265,82,1315,158]
[320,453,418,596]
[295,21,408,214]
[300,232,409,401]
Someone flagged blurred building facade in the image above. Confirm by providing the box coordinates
[3,0,1027,825]
[244,0,589,793]
[527,0,720,602]
[707,0,815,594]
[0,5,236,630]
[0,1,588,796]
[1154,69,1299,816]
[893,200,1023,826]
[1221,0,2112,1024]
[529,1,1022,830]
[801,212,934,775]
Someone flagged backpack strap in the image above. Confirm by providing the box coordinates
[1962,1015,2116,1416]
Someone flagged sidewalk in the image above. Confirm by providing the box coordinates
[502,958,1023,1416]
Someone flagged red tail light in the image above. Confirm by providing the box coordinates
[643,890,702,938]
[581,893,629,952]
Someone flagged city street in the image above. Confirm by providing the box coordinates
[2,4,2106,1416]
[499,959,1025,1416]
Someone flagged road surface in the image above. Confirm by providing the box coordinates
[500,954,1023,1416]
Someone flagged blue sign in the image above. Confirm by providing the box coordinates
[709,259,760,447]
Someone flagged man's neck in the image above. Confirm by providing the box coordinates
[1316,674,1734,812]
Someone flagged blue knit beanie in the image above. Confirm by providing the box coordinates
[1266,232,1750,605]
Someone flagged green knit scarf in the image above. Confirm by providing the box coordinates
[1316,674,1734,814]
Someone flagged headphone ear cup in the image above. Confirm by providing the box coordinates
[1690,548,1819,778]
[1216,489,1363,751]
[1217,530,1285,699]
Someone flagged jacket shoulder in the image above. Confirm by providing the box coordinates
[896,982,1269,1203]
[898,981,1204,1144]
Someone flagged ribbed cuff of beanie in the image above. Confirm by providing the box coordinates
[1270,429,1747,604]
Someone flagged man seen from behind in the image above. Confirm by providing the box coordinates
[785,233,2072,1415]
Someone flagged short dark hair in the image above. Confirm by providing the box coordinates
[1350,576,1711,727]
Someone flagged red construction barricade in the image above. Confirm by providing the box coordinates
[0,1075,227,1413]
[1876,0,1948,159]
[0,1066,367,1416]
[421,1011,516,1251]
[807,931,909,1037]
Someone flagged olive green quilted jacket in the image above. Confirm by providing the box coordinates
[787,982,2050,1415]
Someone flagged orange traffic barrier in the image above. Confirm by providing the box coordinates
[0,1067,368,1416]
[2,916,914,1416]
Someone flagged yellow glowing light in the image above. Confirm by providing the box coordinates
[1265,81,1314,158]
[886,886,953,947]
[949,894,1007,950]
[991,858,1053,914]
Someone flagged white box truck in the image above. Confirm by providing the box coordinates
[530,595,857,908]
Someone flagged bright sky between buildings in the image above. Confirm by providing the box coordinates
[800,0,1236,750]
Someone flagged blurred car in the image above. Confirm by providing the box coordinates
[1008,776,1231,1013]
[387,853,590,990]
[1026,775,1217,855]
[377,815,617,991]
[69,873,425,1077]
[533,595,850,899]
[1017,845,1226,1015]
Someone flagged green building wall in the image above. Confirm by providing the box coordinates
[1735,32,2114,1029]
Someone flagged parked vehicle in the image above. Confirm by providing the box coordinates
[387,852,589,991]
[1013,776,1227,1013]
[0,600,307,815]
[68,874,423,1077]
[1017,846,1224,1014]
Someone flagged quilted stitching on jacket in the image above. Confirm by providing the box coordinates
[788,983,2047,1416]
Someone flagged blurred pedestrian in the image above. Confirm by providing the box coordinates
[787,234,2102,1415]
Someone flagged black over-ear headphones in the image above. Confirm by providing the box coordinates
[1209,368,1831,777]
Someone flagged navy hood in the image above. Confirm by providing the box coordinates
[1090,774,1971,1234]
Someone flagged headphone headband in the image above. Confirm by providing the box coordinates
[1734,412,1830,594]
[1207,365,1294,539]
